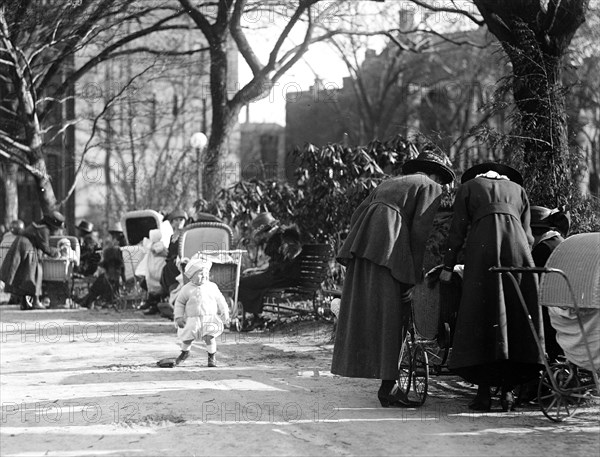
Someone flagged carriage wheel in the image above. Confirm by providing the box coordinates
[233,300,244,332]
[538,363,581,422]
[397,332,412,396]
[409,344,429,405]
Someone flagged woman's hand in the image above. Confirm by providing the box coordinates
[439,267,454,284]
[175,317,186,329]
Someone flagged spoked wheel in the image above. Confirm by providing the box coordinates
[409,343,429,405]
[538,363,582,422]
[235,301,245,332]
[397,332,412,397]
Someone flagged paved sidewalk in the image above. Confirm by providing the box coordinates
[1,307,599,457]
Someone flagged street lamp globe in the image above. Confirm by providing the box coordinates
[190,132,208,150]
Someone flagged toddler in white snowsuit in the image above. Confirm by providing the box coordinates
[174,257,230,367]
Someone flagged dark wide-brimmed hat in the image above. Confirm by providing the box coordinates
[461,162,523,186]
[167,209,188,222]
[76,220,93,233]
[530,206,571,236]
[402,148,455,184]
[251,212,279,237]
[43,211,65,229]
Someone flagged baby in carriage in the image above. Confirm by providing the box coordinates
[56,238,78,263]
[173,257,230,367]
[547,306,600,372]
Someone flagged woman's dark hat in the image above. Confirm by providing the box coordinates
[530,206,571,236]
[108,222,123,233]
[167,209,188,222]
[43,211,65,229]
[402,148,455,184]
[76,220,93,233]
[461,162,523,186]
[251,212,279,237]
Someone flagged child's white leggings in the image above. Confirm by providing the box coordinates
[181,335,216,354]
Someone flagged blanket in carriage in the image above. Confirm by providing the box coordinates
[548,307,600,372]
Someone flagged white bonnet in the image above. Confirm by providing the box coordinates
[184,257,213,278]
[57,238,71,248]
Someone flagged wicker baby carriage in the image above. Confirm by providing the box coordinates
[118,210,164,308]
[491,232,600,422]
[42,236,81,307]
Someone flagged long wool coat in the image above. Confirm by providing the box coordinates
[0,223,57,297]
[332,174,443,379]
[443,176,543,386]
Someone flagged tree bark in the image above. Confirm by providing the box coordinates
[204,37,229,201]
[473,0,590,207]
[503,16,570,206]
[0,161,19,225]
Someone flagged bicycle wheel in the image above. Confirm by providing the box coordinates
[409,343,429,405]
[538,363,581,422]
[397,332,412,396]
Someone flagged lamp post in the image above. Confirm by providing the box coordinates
[190,132,208,201]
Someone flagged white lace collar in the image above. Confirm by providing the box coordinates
[476,170,509,180]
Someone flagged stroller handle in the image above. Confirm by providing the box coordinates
[489,266,564,274]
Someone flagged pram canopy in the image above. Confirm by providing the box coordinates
[121,210,163,246]
[540,232,600,309]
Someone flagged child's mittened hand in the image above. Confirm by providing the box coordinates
[175,317,186,328]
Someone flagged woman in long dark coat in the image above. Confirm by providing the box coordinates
[440,163,543,412]
[331,148,455,407]
[0,211,64,309]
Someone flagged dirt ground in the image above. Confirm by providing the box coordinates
[1,305,599,457]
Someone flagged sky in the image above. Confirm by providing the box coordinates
[235,0,477,125]
[238,42,350,125]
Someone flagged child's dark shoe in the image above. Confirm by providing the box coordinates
[175,350,189,365]
[208,352,217,367]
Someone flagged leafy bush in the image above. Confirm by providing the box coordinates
[197,135,420,252]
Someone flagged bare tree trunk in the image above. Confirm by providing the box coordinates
[503,18,570,207]
[472,0,590,207]
[0,161,18,225]
[203,38,241,201]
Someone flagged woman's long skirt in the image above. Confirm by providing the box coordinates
[331,258,411,379]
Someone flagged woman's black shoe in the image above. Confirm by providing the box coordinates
[468,396,491,411]
[378,384,411,408]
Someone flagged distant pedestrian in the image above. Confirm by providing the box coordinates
[75,220,101,276]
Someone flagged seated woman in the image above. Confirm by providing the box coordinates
[0,211,65,310]
[237,212,303,330]
[78,230,126,309]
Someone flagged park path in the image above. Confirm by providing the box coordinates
[1,308,598,456]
